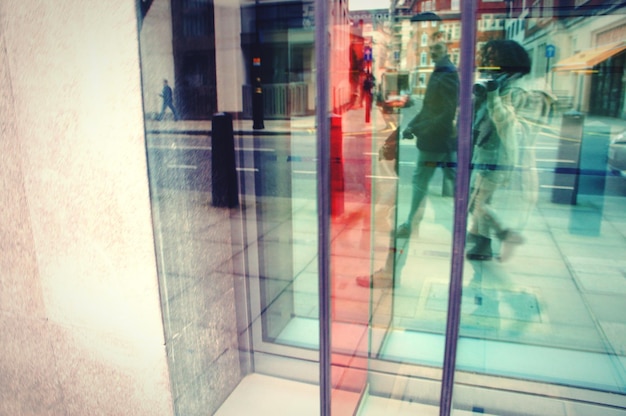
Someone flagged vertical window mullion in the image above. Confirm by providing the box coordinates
[439,2,477,416]
[315,0,331,415]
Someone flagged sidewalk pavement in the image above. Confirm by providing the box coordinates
[146,103,624,142]
[144,105,392,135]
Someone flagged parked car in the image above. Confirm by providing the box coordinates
[608,129,626,177]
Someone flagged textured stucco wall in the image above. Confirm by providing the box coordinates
[0,1,173,414]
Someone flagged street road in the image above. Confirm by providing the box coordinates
[145,111,625,202]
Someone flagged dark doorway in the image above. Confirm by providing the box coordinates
[171,0,218,120]
[589,52,625,118]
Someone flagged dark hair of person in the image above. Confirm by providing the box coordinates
[480,40,531,75]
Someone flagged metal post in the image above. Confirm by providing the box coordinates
[315,0,331,415]
[252,0,264,129]
[439,2,477,415]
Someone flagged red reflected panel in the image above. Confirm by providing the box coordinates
[327,8,374,412]
[329,112,373,414]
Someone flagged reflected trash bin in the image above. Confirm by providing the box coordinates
[551,111,584,205]
[212,112,239,208]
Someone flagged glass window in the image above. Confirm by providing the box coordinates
[453,23,460,39]
[452,4,626,415]
[136,0,626,414]
[452,50,459,65]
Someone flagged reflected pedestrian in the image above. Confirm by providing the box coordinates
[356,31,458,288]
[158,79,179,121]
[395,31,459,238]
[466,40,531,261]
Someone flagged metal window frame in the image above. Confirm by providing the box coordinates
[439,1,476,415]
[314,1,478,415]
[315,0,331,415]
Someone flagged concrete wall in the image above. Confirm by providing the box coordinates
[215,0,246,113]
[0,1,173,415]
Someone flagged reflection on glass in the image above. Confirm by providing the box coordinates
[137,0,626,413]
[139,0,322,414]
[358,7,460,415]
[453,5,626,415]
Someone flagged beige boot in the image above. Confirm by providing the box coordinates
[356,268,393,288]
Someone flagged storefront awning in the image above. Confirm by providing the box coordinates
[552,40,626,72]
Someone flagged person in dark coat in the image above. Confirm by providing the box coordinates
[158,79,179,121]
[395,31,459,238]
[356,31,458,288]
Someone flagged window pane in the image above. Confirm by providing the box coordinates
[453,2,626,414]
[138,0,320,414]
[357,5,461,414]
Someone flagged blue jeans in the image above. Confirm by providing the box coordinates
[404,149,457,227]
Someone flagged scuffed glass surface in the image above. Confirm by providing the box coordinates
[139,0,321,414]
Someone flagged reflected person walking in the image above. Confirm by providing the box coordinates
[466,40,531,261]
[158,79,179,121]
[395,31,459,238]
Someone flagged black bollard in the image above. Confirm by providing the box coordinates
[252,83,265,130]
[212,113,239,208]
[252,55,264,130]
